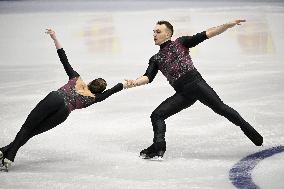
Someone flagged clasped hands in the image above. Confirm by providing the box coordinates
[122,79,138,89]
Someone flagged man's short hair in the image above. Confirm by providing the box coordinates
[157,20,174,37]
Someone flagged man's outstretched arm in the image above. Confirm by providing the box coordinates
[206,19,246,38]
[124,58,158,89]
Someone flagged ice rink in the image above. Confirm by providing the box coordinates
[0,0,284,188]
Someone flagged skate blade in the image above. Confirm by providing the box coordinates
[139,154,146,159]
[0,166,8,172]
[149,156,164,161]
[142,155,164,161]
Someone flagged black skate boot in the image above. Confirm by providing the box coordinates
[0,143,13,163]
[140,141,166,160]
[240,124,263,146]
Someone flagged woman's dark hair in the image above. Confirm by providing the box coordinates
[157,20,174,37]
[88,78,107,94]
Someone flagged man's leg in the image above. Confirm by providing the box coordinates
[140,93,196,159]
[193,80,263,146]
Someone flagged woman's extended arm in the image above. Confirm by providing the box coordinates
[45,29,79,79]
[94,83,124,102]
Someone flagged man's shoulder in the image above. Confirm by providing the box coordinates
[173,36,188,44]
[150,52,162,62]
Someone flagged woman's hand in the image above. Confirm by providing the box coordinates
[122,79,136,89]
[45,28,62,49]
[45,29,57,40]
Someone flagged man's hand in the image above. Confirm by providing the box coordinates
[206,19,246,38]
[122,76,149,89]
[226,19,246,28]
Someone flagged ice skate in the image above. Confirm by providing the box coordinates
[240,124,263,146]
[140,141,166,160]
[0,158,12,172]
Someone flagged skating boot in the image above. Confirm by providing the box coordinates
[140,141,166,160]
[240,124,263,146]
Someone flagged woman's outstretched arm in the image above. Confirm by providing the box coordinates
[94,83,124,102]
[45,29,79,79]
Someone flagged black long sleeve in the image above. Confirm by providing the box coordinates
[57,48,80,79]
[94,83,123,103]
[178,31,208,48]
[143,57,159,83]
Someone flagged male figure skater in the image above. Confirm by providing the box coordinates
[124,19,263,159]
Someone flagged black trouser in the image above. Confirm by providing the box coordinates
[151,76,251,143]
[1,91,70,162]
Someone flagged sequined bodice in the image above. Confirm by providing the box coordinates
[57,77,96,112]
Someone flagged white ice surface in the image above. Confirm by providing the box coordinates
[0,1,284,189]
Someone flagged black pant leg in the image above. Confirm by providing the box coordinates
[193,79,249,127]
[151,93,196,142]
[6,92,66,162]
[182,79,263,146]
[30,103,69,137]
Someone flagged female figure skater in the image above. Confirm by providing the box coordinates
[0,29,125,171]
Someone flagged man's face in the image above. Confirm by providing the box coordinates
[153,24,171,46]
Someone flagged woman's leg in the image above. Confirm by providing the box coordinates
[0,142,13,158]
[5,92,68,162]
[29,103,69,137]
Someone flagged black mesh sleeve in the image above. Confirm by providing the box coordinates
[178,31,208,48]
[143,57,158,83]
[94,83,123,103]
[57,48,80,79]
